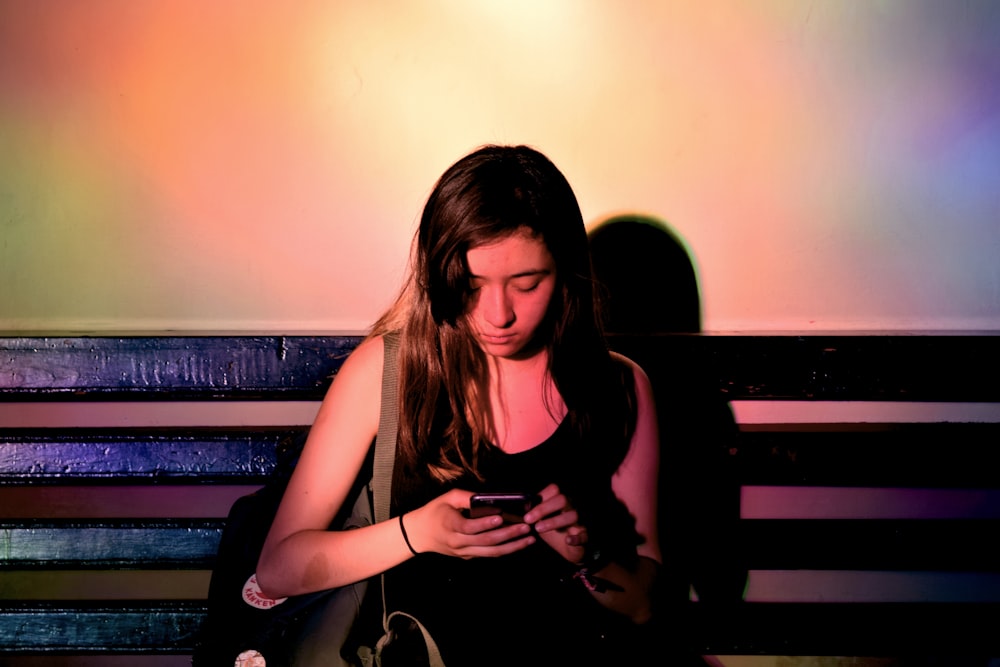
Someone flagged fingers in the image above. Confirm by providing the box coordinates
[520,484,590,562]
[450,517,535,559]
[462,515,533,543]
[529,506,579,533]
[419,486,597,561]
[523,484,577,533]
[416,491,537,559]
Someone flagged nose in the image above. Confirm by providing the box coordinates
[480,286,515,328]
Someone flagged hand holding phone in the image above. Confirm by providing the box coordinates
[468,492,539,524]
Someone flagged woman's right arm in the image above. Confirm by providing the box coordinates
[256,335,411,598]
[256,335,536,599]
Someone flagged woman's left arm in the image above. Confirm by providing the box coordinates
[589,354,661,622]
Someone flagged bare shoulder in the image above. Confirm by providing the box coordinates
[609,350,653,392]
[310,334,387,434]
[326,333,400,398]
[337,334,387,379]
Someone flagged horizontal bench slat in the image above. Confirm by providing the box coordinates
[6,424,997,487]
[0,657,193,667]
[0,400,321,429]
[0,428,298,483]
[732,424,1000,487]
[0,486,259,519]
[0,601,204,652]
[8,518,998,572]
[3,334,998,401]
[738,519,1000,570]
[682,601,1000,656]
[744,570,1000,603]
[0,571,210,600]
[742,486,1000,519]
[8,517,999,571]
[0,336,362,399]
[611,333,1000,401]
[0,521,223,568]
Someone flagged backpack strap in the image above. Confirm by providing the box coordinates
[363,331,446,667]
[373,331,399,524]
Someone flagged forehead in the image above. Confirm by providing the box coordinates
[466,230,554,276]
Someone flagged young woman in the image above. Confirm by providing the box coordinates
[257,144,661,666]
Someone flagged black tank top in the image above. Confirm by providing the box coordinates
[382,419,642,667]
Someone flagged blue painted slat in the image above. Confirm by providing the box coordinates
[0,602,204,652]
[0,521,223,568]
[0,336,363,399]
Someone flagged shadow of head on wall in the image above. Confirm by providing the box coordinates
[587,214,701,335]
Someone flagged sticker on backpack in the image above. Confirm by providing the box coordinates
[235,649,267,666]
[241,573,288,610]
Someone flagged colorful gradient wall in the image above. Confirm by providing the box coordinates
[2,1,999,333]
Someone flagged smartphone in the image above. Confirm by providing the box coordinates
[468,492,539,524]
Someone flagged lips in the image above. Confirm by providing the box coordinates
[479,332,516,345]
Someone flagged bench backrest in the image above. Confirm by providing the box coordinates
[610,333,1000,659]
[0,336,357,663]
[2,333,998,663]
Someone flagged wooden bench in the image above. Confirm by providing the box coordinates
[1,333,998,665]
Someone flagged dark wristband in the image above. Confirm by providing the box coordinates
[399,513,419,556]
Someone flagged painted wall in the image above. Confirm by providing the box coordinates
[2,1,999,333]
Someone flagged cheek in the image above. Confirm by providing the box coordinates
[524,287,557,322]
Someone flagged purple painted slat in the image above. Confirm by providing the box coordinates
[0,429,294,481]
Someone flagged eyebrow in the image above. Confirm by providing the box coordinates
[468,268,552,280]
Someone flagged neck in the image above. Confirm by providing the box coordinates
[486,346,565,451]
[488,344,549,378]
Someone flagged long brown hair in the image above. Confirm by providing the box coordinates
[371,145,636,482]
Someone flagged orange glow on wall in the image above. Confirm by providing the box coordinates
[2,1,998,333]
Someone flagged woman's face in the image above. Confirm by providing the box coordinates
[464,229,557,359]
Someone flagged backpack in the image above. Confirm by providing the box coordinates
[192,428,374,667]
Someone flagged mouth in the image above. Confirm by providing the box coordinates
[478,332,516,345]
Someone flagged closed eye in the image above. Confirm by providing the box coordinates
[512,280,541,293]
